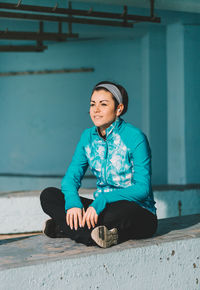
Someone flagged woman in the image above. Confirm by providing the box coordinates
[40,81,157,248]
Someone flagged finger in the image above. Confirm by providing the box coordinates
[78,211,82,228]
[82,213,86,228]
[95,214,98,225]
[86,213,91,229]
[88,210,95,228]
[74,212,78,231]
[90,214,95,228]
[70,213,74,230]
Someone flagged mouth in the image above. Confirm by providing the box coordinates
[94,116,102,119]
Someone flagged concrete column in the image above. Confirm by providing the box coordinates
[184,25,200,183]
[166,23,186,184]
[141,27,167,184]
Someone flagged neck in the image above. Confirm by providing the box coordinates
[99,127,106,137]
[98,117,118,136]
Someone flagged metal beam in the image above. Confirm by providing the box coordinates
[0,68,94,76]
[0,31,79,41]
[150,0,155,18]
[67,0,200,14]
[0,45,47,52]
[0,2,161,23]
[0,11,134,27]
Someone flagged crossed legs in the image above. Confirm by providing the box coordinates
[40,187,157,246]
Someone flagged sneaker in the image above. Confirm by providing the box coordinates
[91,225,118,248]
[43,219,67,238]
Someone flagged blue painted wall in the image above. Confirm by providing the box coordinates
[184,25,200,183]
[0,1,199,191]
[0,38,141,172]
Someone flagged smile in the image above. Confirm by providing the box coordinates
[94,116,102,119]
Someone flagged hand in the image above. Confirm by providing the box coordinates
[82,207,98,229]
[66,207,86,230]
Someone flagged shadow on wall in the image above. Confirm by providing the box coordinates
[155,213,200,236]
[153,187,200,219]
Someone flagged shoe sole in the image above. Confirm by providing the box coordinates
[91,225,118,248]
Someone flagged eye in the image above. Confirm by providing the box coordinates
[101,103,107,106]
[90,103,94,107]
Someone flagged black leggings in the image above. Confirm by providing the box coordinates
[40,187,157,246]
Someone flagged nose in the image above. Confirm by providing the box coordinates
[94,104,101,113]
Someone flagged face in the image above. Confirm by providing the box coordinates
[90,89,119,131]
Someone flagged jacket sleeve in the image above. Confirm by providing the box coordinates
[90,132,152,215]
[61,130,89,212]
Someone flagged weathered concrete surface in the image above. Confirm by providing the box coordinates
[0,188,200,234]
[0,189,93,234]
[0,215,200,290]
[154,188,200,218]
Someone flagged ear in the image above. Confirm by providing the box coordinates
[116,103,124,116]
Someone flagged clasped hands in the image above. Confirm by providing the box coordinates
[66,207,98,230]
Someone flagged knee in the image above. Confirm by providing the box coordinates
[100,209,118,228]
[40,187,57,203]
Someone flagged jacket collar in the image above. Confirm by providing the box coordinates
[92,117,123,139]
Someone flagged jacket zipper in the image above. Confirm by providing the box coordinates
[97,129,108,185]
[103,141,108,184]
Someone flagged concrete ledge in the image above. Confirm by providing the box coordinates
[0,188,200,234]
[0,214,200,290]
[0,189,93,234]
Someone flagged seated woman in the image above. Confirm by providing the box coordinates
[40,81,157,248]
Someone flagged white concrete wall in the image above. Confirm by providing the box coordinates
[1,238,200,290]
[0,189,200,234]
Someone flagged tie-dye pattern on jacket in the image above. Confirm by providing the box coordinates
[85,127,133,191]
[61,117,156,215]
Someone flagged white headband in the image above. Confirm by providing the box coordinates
[95,83,123,104]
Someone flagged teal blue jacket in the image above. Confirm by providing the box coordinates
[61,117,156,215]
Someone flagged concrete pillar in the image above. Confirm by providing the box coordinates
[166,23,186,184]
[141,27,167,184]
[184,25,200,183]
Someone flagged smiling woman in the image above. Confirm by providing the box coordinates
[90,88,124,137]
[40,81,157,248]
